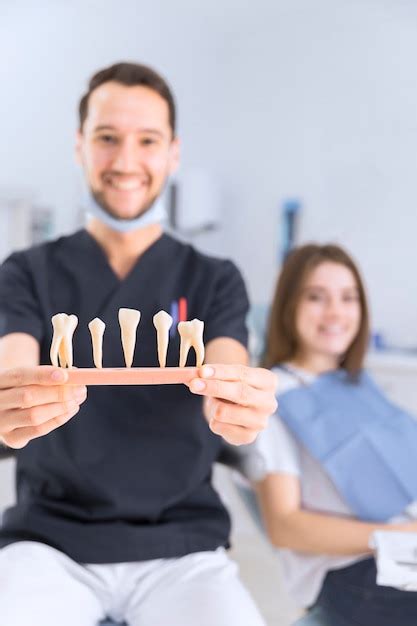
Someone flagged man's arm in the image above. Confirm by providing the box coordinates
[0,333,40,368]
[188,336,278,445]
[0,333,87,449]
[205,336,249,366]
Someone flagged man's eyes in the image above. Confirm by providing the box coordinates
[141,137,158,146]
[97,134,118,144]
[94,136,158,146]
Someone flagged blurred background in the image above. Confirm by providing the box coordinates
[3,0,417,348]
[1,1,417,623]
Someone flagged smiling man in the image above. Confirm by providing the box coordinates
[78,72,179,224]
[0,63,276,626]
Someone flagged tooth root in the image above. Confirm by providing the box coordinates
[153,310,173,368]
[190,319,205,367]
[178,330,192,368]
[62,315,78,369]
[88,318,106,368]
[58,339,67,368]
[50,334,61,367]
[178,319,205,367]
[50,313,68,367]
[118,308,141,367]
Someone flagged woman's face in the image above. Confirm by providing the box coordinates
[294,261,362,366]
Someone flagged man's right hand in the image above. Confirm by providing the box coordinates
[0,366,87,449]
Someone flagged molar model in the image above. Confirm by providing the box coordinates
[50,313,78,368]
[177,319,205,367]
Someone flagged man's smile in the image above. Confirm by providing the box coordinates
[102,172,148,192]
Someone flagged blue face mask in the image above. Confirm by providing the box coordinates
[83,191,168,233]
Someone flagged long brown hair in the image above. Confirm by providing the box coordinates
[262,244,370,375]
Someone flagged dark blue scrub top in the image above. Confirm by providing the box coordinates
[0,230,249,563]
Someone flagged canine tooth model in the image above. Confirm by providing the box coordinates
[152,310,173,368]
[50,313,78,368]
[118,308,141,367]
[177,319,205,367]
[88,317,106,368]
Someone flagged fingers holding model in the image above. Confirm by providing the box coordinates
[1,308,274,448]
[188,364,278,445]
[49,309,276,447]
[0,366,87,449]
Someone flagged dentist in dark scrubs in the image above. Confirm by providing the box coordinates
[0,62,276,626]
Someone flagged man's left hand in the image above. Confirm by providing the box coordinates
[188,364,278,445]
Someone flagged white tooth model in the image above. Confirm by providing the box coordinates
[50,313,78,368]
[153,310,173,368]
[177,319,205,367]
[88,317,106,368]
[118,308,141,368]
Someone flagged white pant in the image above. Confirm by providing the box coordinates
[0,541,265,626]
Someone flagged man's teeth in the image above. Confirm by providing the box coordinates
[104,175,145,191]
[118,308,141,368]
[153,310,173,368]
[177,319,205,368]
[50,313,78,368]
[112,180,142,190]
[88,318,106,369]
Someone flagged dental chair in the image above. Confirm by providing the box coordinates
[217,443,266,533]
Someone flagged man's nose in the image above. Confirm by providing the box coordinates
[111,138,139,171]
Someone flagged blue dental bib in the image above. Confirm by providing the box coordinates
[277,368,417,521]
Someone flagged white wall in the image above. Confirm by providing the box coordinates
[2,0,417,345]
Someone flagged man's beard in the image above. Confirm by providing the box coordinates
[84,186,168,233]
[91,190,157,222]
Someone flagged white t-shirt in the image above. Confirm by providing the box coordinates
[252,365,368,608]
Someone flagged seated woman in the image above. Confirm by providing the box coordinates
[254,243,417,626]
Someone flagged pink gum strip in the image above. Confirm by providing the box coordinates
[64,367,199,386]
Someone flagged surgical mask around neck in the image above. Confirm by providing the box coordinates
[84,192,167,233]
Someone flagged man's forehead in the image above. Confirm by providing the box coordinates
[85,82,170,131]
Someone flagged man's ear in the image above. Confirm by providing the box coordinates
[75,130,83,165]
[168,137,180,175]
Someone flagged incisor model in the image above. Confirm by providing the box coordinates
[88,318,106,368]
[50,313,78,368]
[118,308,141,368]
[153,310,173,367]
[177,319,205,368]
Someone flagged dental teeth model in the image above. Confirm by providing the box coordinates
[177,319,205,368]
[50,313,79,368]
[50,310,205,374]
[88,318,106,368]
[118,308,141,368]
[153,310,173,367]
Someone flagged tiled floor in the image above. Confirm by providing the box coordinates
[0,459,301,625]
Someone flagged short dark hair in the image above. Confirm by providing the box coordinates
[78,61,176,134]
[262,243,370,376]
